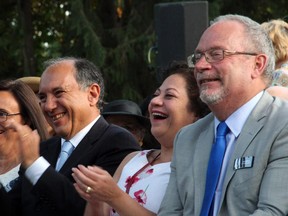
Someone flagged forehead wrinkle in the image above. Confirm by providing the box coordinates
[195,46,226,53]
[197,21,246,52]
[165,87,180,94]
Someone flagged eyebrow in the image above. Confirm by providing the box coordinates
[39,86,65,95]
[165,87,180,94]
[0,109,10,114]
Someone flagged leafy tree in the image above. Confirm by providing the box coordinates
[0,0,287,103]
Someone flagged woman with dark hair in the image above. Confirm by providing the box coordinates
[72,61,210,216]
[0,79,49,215]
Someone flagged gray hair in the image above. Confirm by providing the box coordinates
[43,57,105,110]
[211,14,275,86]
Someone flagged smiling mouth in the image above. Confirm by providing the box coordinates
[51,113,65,121]
[151,112,168,120]
[199,78,220,85]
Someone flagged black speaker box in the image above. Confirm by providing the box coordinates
[154,1,209,70]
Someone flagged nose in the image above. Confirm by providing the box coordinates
[148,95,162,115]
[149,95,163,107]
[194,55,212,72]
[41,96,57,112]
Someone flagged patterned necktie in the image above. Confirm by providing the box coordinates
[200,122,230,216]
[3,177,19,192]
[56,140,74,171]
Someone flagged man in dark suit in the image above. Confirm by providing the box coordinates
[5,57,140,216]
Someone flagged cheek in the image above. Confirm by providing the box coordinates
[0,131,18,152]
[0,135,6,146]
[227,72,249,91]
[176,111,196,126]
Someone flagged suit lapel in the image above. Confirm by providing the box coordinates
[220,92,274,205]
[60,116,109,173]
[194,114,215,211]
[40,136,62,168]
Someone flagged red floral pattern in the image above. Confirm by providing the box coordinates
[134,189,147,205]
[111,150,171,215]
[146,168,153,174]
[124,153,155,205]
[125,175,140,190]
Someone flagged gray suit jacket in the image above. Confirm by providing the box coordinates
[158,92,288,216]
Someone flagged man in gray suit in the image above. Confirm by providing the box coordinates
[158,14,288,215]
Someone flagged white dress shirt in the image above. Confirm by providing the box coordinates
[0,164,20,191]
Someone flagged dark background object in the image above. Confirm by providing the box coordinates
[154,1,208,80]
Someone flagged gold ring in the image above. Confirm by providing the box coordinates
[85,186,92,193]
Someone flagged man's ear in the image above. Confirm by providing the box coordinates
[88,83,101,106]
[252,54,268,79]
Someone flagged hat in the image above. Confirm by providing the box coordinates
[102,99,150,127]
[17,76,40,93]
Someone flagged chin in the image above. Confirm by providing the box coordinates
[200,89,226,104]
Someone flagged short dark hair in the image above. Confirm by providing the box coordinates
[43,57,105,110]
[161,61,210,118]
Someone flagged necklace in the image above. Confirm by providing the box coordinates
[125,150,161,194]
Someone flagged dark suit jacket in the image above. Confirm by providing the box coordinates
[8,116,140,216]
[0,186,17,216]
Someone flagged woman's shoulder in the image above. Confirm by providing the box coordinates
[113,150,148,181]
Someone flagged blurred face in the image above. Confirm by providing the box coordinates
[0,91,23,156]
[148,74,197,146]
[105,115,145,144]
[194,21,258,105]
[38,60,100,140]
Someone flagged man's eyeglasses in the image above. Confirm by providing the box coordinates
[187,49,258,67]
[0,112,21,123]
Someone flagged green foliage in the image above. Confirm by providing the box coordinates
[0,0,287,103]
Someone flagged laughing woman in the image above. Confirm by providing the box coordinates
[72,62,210,216]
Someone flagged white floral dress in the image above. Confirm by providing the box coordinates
[110,150,171,215]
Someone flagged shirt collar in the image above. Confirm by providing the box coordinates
[214,91,264,137]
[61,115,101,148]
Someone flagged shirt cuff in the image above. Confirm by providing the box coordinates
[25,156,50,185]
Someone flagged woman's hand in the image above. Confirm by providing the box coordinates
[72,165,125,204]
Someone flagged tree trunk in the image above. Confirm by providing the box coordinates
[18,0,35,76]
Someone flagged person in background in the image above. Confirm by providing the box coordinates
[4,57,141,216]
[71,61,210,216]
[17,76,41,93]
[102,99,150,147]
[267,85,288,100]
[17,76,55,137]
[0,79,49,216]
[158,14,288,215]
[261,19,288,87]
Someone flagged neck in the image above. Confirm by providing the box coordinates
[210,90,263,121]
[150,147,172,165]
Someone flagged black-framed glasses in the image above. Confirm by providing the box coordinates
[187,49,258,67]
[0,112,21,123]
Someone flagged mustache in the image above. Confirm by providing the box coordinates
[196,72,221,83]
